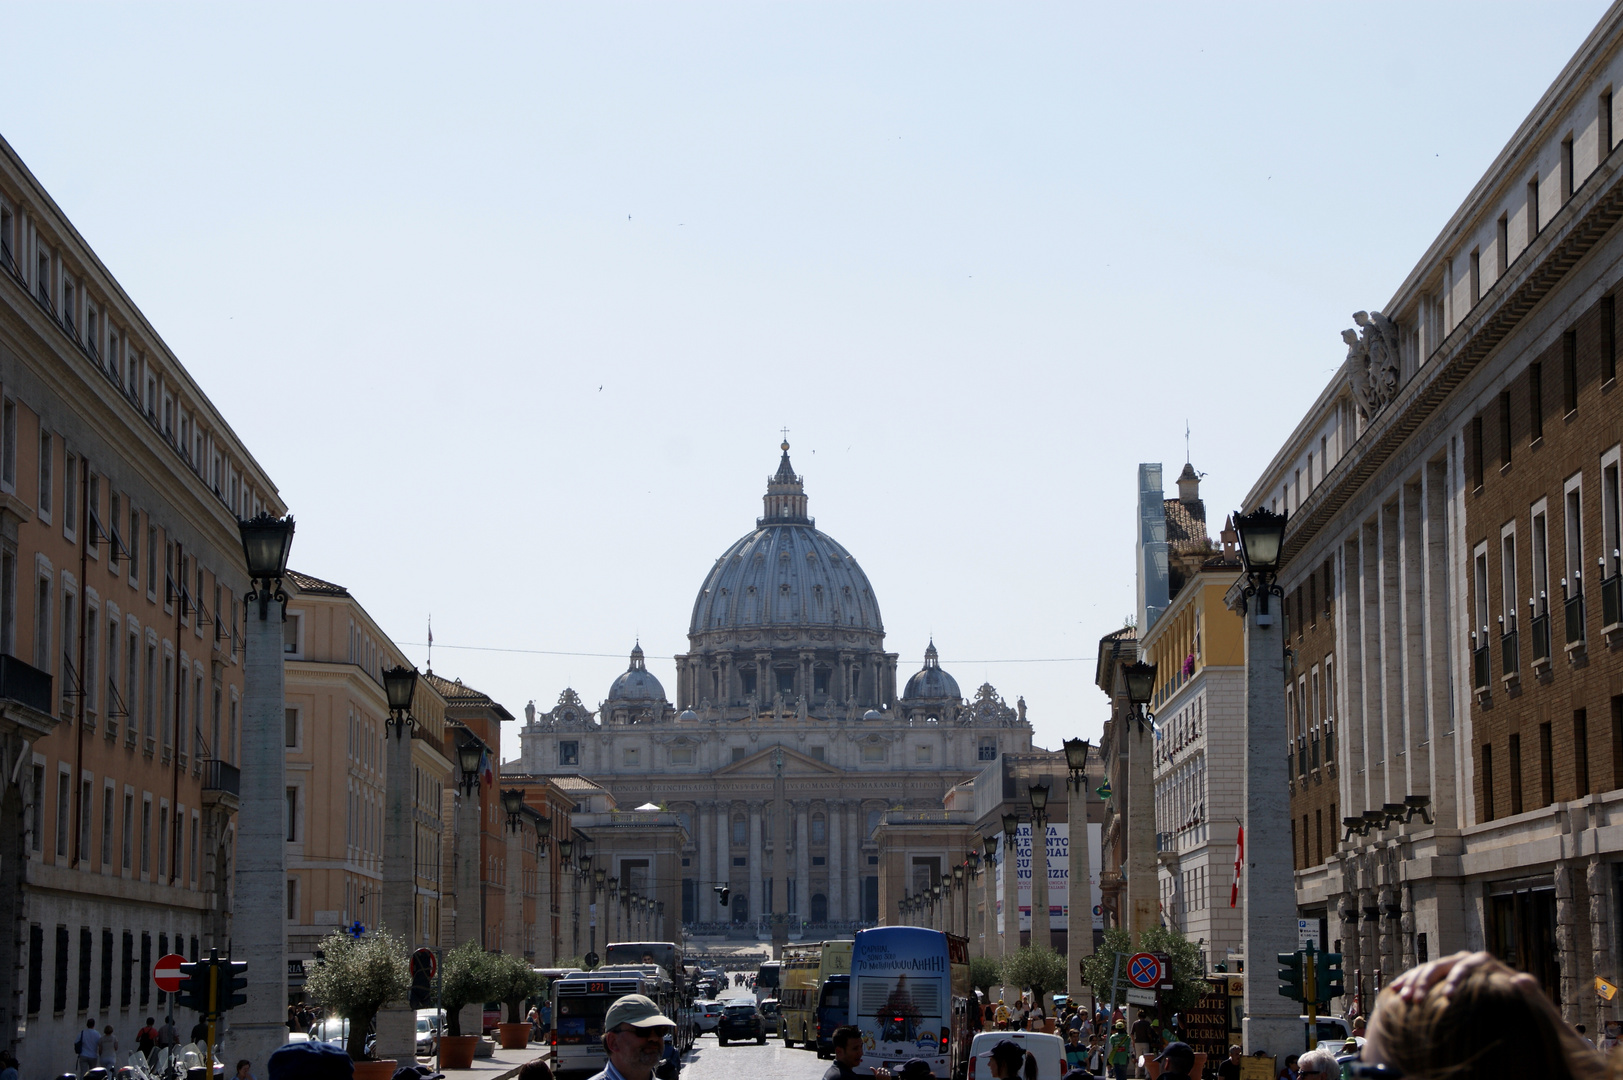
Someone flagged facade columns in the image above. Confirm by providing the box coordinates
[538,840,554,967]
[847,806,863,921]
[716,802,731,923]
[828,800,844,922]
[796,802,811,927]
[229,595,290,1070]
[749,802,764,931]
[699,800,717,922]
[1126,716,1157,946]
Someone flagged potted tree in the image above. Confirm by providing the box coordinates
[440,941,502,1068]
[302,927,409,1080]
[495,952,545,1049]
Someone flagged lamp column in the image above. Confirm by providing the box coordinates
[1063,739,1093,1004]
[451,737,486,1035]
[375,664,422,1061]
[229,513,294,1071]
[502,795,527,958]
[1232,507,1298,1057]
[981,839,997,959]
[1030,784,1052,967]
[1000,814,1019,958]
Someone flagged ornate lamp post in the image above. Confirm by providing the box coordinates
[1001,812,1020,955]
[592,867,606,961]
[1062,738,1093,1000]
[231,512,294,1068]
[382,665,418,738]
[954,863,966,938]
[1119,659,1159,958]
[981,835,999,960]
[1029,782,1051,959]
[1231,505,1294,1056]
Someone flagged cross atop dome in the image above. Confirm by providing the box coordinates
[761,437,812,525]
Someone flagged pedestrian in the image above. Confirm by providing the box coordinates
[0,1049,16,1080]
[1276,1053,1298,1080]
[266,1041,352,1080]
[515,1062,554,1080]
[656,1033,681,1080]
[1363,950,1602,1080]
[235,1060,257,1080]
[1603,1021,1622,1052]
[1349,1015,1366,1038]
[985,1039,1026,1080]
[1152,1042,1198,1079]
[158,1015,180,1050]
[96,1025,118,1069]
[541,999,553,1035]
[824,1024,892,1080]
[1129,1014,1155,1077]
[191,1014,211,1046]
[1215,1046,1243,1080]
[389,1066,444,1080]
[994,1000,1011,1031]
[1065,1027,1087,1073]
[1576,1024,1597,1051]
[74,1018,99,1076]
[1107,1022,1132,1080]
[1293,1048,1337,1079]
[136,1017,159,1059]
[586,994,679,1080]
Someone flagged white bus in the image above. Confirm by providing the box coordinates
[848,926,970,1078]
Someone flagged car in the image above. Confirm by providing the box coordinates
[483,1002,503,1036]
[309,1017,376,1059]
[716,1002,766,1046]
[758,998,780,1035]
[966,1030,1065,1080]
[416,1009,442,1056]
[695,1001,723,1033]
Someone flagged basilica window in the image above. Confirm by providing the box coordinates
[814,668,830,695]
[978,739,997,761]
[670,746,693,765]
[811,815,826,843]
[558,741,578,767]
[776,669,795,695]
[732,817,746,844]
[861,744,885,763]
[623,747,640,767]
[916,745,932,764]
[809,746,825,761]
[732,747,746,763]
[741,668,757,697]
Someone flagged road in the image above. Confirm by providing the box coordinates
[681,1029,829,1080]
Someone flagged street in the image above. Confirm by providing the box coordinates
[680,1031,829,1080]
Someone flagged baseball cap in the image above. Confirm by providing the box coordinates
[604,994,677,1030]
[268,1041,354,1080]
[1154,1042,1195,1063]
[899,1059,935,1080]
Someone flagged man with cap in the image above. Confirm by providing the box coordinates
[266,1041,353,1080]
[1152,1042,1197,1079]
[588,994,678,1080]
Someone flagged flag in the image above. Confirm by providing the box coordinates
[1095,780,1112,801]
[480,748,494,786]
[1230,826,1244,908]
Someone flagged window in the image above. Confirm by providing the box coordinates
[1531,362,1544,441]
[1509,734,1524,815]
[558,741,578,767]
[1565,477,1585,598]
[63,453,76,536]
[282,612,300,655]
[1605,296,1617,384]
[1539,722,1554,807]
[811,814,826,842]
[731,747,746,763]
[1481,743,1496,823]
[1603,452,1622,583]
[140,798,151,875]
[915,745,931,764]
[1471,416,1485,491]
[1575,709,1590,798]
[1498,214,1509,278]
[1533,503,1551,616]
[54,769,68,859]
[121,792,132,870]
[285,788,297,842]
[861,744,885,762]
[1502,528,1519,629]
[1561,135,1574,201]
[284,708,298,749]
[1529,176,1541,238]
[1474,544,1491,650]
[29,763,42,853]
[78,778,90,862]
[37,431,50,519]
[809,745,825,761]
[776,669,794,695]
[1469,248,1481,307]
[0,397,14,489]
[32,574,49,672]
[145,524,155,594]
[158,805,168,880]
[979,738,997,761]
[1604,90,1616,158]
[622,747,639,767]
[732,816,746,844]
[1499,392,1512,467]
[287,877,299,921]
[669,746,693,765]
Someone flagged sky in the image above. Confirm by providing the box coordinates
[1,2,1611,758]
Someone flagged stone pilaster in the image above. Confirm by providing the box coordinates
[504,824,524,957]
[749,802,764,931]
[827,801,843,922]
[1031,818,1051,963]
[1590,855,1612,1031]
[1556,859,1581,1025]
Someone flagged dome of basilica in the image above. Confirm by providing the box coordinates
[607,643,666,702]
[688,442,883,637]
[902,640,960,701]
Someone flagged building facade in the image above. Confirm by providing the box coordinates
[1255,4,1623,1025]
[518,443,1035,939]
[0,134,286,1066]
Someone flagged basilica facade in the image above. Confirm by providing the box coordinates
[517,443,1033,934]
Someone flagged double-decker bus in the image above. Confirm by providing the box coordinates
[551,966,681,1075]
[754,959,781,1006]
[780,939,853,1049]
[848,927,970,1079]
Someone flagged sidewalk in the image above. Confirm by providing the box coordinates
[433,1040,551,1079]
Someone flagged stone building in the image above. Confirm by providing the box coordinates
[1249,4,1623,1024]
[518,442,1035,939]
[0,133,284,1064]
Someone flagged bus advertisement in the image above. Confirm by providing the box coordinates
[849,927,970,1078]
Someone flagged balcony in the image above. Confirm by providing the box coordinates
[1566,592,1587,648]
[1472,643,1490,692]
[1531,612,1552,669]
[202,759,241,811]
[1500,629,1519,678]
[1603,573,1622,641]
[0,655,52,714]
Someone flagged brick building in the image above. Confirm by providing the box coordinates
[1251,5,1623,1025]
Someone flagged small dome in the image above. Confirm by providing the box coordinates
[678,708,699,722]
[903,640,960,701]
[608,643,667,702]
[863,709,884,721]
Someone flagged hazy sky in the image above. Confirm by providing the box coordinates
[3,2,1610,757]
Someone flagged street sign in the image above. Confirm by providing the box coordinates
[154,953,187,994]
[1125,988,1158,1007]
[1127,952,1162,989]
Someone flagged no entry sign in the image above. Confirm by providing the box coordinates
[1126,952,1162,989]
[153,953,187,994]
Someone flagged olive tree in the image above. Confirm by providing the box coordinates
[441,941,503,1037]
[302,928,410,1061]
[1000,945,1068,1005]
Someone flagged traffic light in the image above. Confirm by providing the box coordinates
[176,960,211,1014]
[714,885,730,907]
[1317,951,1345,1005]
[1276,951,1303,1003]
[222,960,249,1011]
[410,948,436,1009]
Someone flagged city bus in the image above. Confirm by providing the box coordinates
[604,942,696,1050]
[780,939,853,1049]
[754,959,781,1006]
[551,966,680,1075]
[848,927,970,1079]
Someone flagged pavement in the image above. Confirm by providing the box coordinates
[430,1038,551,1080]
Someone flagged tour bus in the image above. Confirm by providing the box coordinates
[780,939,853,1049]
[552,966,681,1075]
[754,959,781,1006]
[848,927,971,1079]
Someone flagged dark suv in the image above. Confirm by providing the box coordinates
[717,1002,766,1045]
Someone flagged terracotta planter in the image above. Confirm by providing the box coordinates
[353,1060,397,1080]
[440,1034,480,1069]
[498,1021,533,1049]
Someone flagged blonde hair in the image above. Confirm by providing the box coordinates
[1365,952,1602,1080]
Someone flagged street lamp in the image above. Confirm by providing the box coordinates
[1001,812,1019,843]
[1232,506,1288,618]
[982,835,998,865]
[237,512,295,621]
[501,789,527,832]
[537,813,552,855]
[456,738,484,796]
[382,665,418,739]
[558,837,573,866]
[1123,661,1156,730]
[1063,738,1091,789]
[1028,782,1050,821]
[1063,737,1094,1003]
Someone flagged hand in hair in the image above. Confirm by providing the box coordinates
[1386,949,1538,1005]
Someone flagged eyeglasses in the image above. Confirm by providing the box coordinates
[614,1025,675,1041]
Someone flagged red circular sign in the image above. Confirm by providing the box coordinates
[153,953,187,994]
[1127,952,1161,989]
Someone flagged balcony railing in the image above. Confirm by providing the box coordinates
[1501,629,1519,676]
[1603,573,1622,628]
[0,655,53,713]
[1310,732,1321,771]
[1566,592,1586,646]
[202,759,241,798]
[1472,644,1490,690]
[1296,737,1307,777]
[1531,613,1551,663]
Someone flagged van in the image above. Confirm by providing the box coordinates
[967,1031,1067,1080]
[1305,1015,1352,1045]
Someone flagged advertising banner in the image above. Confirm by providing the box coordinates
[994,821,1102,934]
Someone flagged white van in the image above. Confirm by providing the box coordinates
[966,1031,1067,1080]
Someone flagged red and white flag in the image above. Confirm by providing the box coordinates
[1230,825,1244,908]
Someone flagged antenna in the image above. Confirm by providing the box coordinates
[427,614,433,671]
[1185,420,1191,463]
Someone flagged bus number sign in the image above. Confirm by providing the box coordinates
[588,982,607,992]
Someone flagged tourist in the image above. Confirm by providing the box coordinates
[1293,1048,1337,1079]
[1152,1042,1197,1079]
[1215,1045,1242,1080]
[95,1025,118,1070]
[824,1025,892,1080]
[135,1018,159,1060]
[73,1019,99,1076]
[586,994,679,1080]
[1106,1022,1132,1080]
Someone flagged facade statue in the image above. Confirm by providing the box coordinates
[1344,309,1403,421]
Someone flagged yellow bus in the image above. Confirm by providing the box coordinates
[781,939,853,1049]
